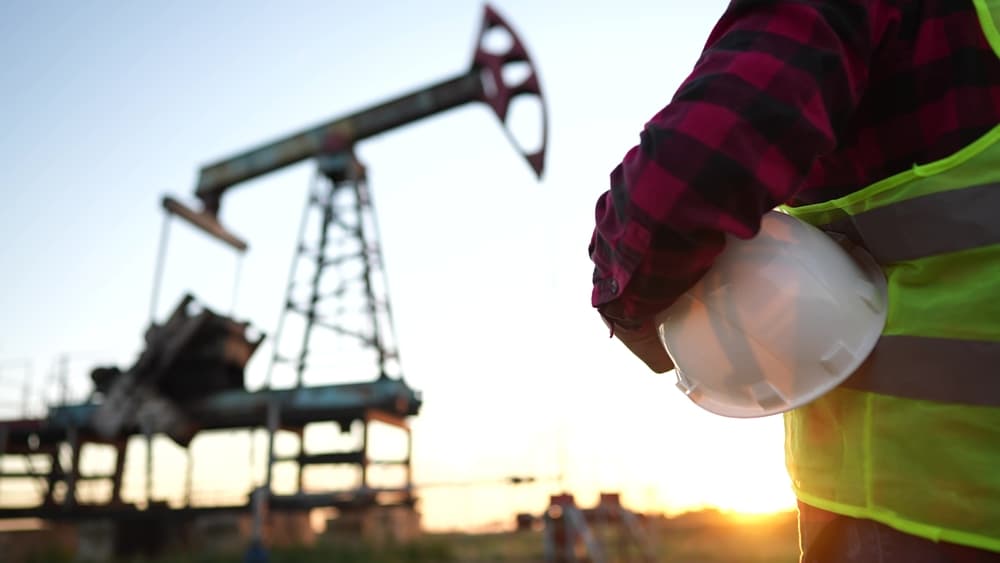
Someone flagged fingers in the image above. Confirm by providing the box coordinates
[614,323,675,374]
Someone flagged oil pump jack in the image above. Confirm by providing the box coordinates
[170,0,546,388]
[0,4,546,555]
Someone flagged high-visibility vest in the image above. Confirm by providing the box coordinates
[781,1,1000,551]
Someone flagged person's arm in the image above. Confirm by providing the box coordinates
[591,0,889,371]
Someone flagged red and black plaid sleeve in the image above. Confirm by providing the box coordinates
[590,0,1000,329]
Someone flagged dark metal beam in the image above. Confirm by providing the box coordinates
[275,451,365,466]
[186,4,546,216]
[162,196,248,252]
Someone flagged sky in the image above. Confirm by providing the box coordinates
[0,1,795,532]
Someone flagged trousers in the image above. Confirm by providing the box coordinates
[798,502,1000,562]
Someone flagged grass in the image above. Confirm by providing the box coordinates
[17,510,801,563]
[653,510,800,562]
[26,540,456,563]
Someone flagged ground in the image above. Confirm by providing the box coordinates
[19,510,801,563]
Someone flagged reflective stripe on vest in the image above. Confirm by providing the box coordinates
[824,181,1000,263]
[810,179,1000,406]
[842,335,1000,406]
[789,162,1000,407]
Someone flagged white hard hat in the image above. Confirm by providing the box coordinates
[655,211,887,418]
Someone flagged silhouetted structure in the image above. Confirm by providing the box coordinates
[0,4,546,559]
[543,493,657,563]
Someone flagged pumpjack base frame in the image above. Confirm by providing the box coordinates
[0,378,421,522]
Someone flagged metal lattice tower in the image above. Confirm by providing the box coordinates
[266,152,402,389]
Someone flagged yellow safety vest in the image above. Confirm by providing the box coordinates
[781,1,1000,551]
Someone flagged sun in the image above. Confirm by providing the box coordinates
[711,480,797,515]
[636,409,798,517]
[693,440,797,516]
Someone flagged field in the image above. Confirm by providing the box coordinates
[17,509,801,563]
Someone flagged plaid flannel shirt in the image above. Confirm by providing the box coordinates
[590,0,1000,330]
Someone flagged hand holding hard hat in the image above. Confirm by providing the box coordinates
[655,211,888,418]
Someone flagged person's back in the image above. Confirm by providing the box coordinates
[795,0,1000,204]
[588,1,1000,560]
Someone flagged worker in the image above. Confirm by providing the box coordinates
[588,0,1000,560]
